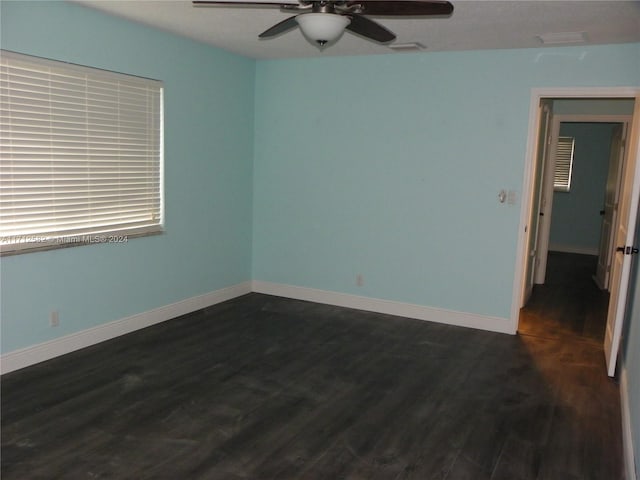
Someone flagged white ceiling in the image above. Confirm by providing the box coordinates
[74,0,640,60]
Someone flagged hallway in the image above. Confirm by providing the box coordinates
[519,251,610,344]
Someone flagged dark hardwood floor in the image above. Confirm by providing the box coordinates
[519,251,610,344]
[2,258,622,479]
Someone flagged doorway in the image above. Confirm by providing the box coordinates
[520,118,626,344]
[532,115,631,293]
[511,89,640,376]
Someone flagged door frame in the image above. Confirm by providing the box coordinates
[511,87,640,333]
[521,101,552,305]
[533,114,632,287]
[593,122,629,291]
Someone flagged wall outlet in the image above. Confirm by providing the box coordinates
[356,274,364,287]
[49,310,59,327]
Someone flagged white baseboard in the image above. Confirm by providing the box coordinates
[0,281,252,375]
[621,367,638,480]
[1,280,514,375]
[548,244,598,256]
[252,280,514,335]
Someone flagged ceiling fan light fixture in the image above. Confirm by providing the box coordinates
[296,13,351,47]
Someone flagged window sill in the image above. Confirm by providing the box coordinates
[0,228,164,257]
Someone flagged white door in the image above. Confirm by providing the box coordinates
[605,97,640,377]
[522,102,552,303]
[533,117,561,285]
[595,124,626,290]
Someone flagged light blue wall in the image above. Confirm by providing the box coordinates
[550,123,617,253]
[253,44,640,319]
[1,2,640,472]
[0,1,255,353]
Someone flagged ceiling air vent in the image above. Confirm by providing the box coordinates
[388,42,427,53]
[536,32,587,45]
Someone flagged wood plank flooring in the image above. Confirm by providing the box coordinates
[2,258,622,479]
[519,252,610,344]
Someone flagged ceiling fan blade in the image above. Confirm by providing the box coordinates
[345,1,453,16]
[259,15,300,38]
[193,1,297,7]
[346,14,395,43]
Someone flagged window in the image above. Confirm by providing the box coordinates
[553,136,575,192]
[0,51,163,254]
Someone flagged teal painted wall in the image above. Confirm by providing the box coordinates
[549,123,617,254]
[1,1,640,473]
[0,1,255,353]
[253,44,640,319]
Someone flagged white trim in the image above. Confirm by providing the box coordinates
[0,282,252,375]
[252,280,514,335]
[513,91,549,329]
[548,244,599,256]
[529,87,640,99]
[620,367,638,480]
[2,279,514,376]
[512,87,640,334]
[551,114,633,124]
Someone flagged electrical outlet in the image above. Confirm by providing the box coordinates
[356,274,364,287]
[50,310,59,327]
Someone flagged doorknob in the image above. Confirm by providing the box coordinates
[600,210,606,216]
[617,246,640,255]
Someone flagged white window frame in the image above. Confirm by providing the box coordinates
[0,51,164,255]
[553,136,575,192]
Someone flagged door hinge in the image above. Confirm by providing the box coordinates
[616,246,639,255]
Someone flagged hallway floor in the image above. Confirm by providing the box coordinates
[519,251,610,344]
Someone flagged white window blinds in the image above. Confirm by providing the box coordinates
[553,136,575,192]
[0,51,163,253]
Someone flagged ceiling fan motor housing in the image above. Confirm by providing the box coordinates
[193,1,454,48]
[296,13,351,45]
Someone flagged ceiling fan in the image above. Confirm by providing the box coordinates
[193,0,454,48]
